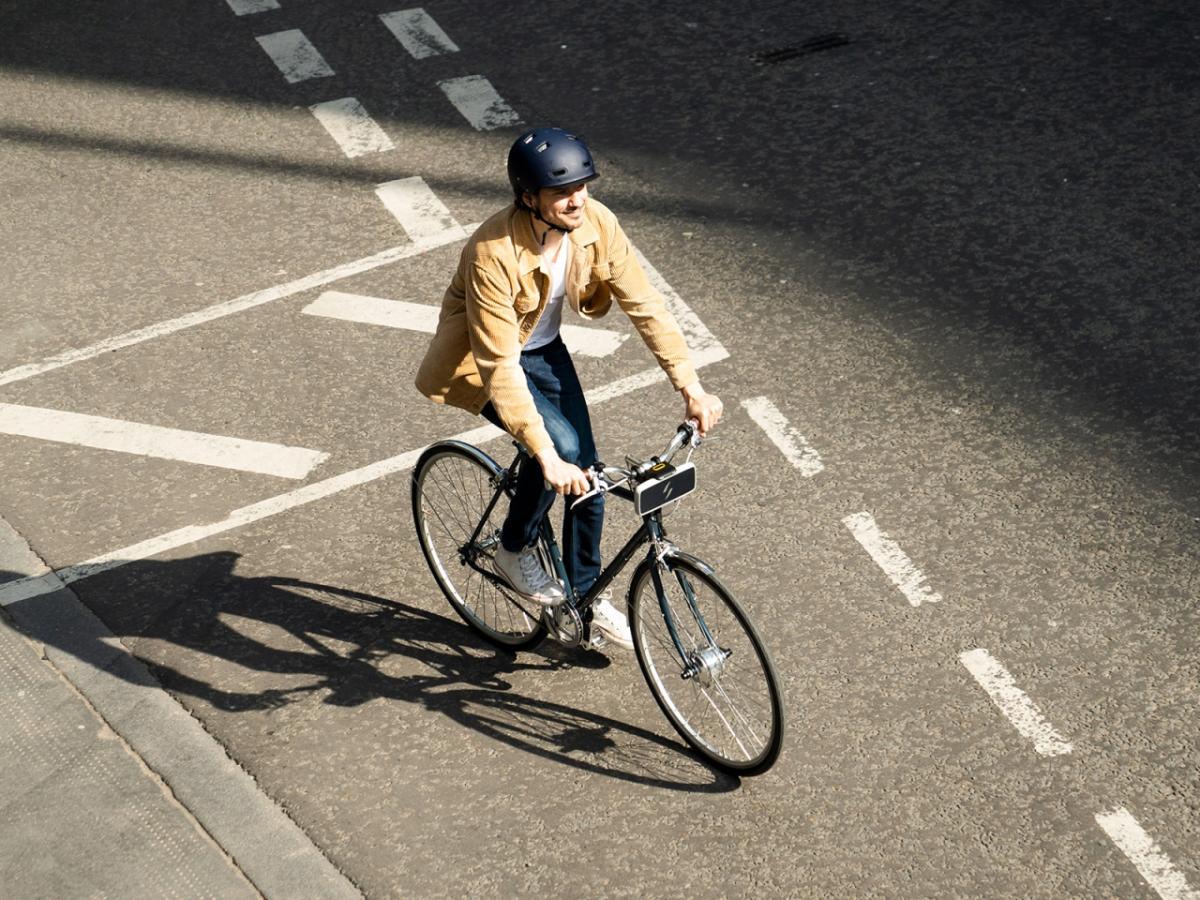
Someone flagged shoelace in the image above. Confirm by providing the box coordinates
[519,551,551,589]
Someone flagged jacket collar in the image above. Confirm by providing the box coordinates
[512,203,600,276]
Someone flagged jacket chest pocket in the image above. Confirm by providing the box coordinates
[579,262,610,298]
[513,289,540,314]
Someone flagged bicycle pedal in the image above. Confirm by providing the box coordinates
[586,630,608,651]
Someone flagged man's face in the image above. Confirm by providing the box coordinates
[531,181,589,231]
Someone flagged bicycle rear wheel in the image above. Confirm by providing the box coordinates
[628,556,784,774]
[412,442,545,649]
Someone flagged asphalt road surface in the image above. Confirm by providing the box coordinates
[2,0,1198,896]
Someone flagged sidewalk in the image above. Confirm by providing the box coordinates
[0,518,361,899]
[0,609,257,899]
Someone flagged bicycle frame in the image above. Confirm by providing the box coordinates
[460,444,716,661]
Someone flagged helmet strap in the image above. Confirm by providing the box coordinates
[526,195,571,241]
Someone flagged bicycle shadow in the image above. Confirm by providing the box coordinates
[1,552,738,793]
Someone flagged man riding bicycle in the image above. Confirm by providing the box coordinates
[415,127,722,649]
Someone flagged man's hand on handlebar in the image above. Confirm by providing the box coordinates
[535,448,592,496]
[680,382,723,437]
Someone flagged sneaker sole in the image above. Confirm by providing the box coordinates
[593,627,633,650]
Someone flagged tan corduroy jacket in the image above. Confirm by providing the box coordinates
[415,198,698,456]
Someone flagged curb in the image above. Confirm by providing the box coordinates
[0,516,362,900]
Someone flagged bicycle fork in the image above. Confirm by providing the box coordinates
[646,522,732,684]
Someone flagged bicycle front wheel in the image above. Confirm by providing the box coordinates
[628,556,784,774]
[412,442,545,649]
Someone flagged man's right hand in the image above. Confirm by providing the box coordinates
[535,449,591,496]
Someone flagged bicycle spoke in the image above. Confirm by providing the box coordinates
[631,559,782,772]
[414,447,543,648]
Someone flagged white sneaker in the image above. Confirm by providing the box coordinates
[591,593,633,650]
[493,546,564,606]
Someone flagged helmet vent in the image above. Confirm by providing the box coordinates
[552,167,567,176]
[535,142,550,153]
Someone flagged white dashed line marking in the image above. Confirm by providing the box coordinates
[375,176,461,241]
[226,0,280,15]
[1095,808,1199,900]
[0,226,473,388]
[842,511,942,606]
[0,403,328,479]
[256,29,335,83]
[958,649,1072,756]
[436,75,522,130]
[740,396,824,476]
[302,291,628,358]
[309,97,395,157]
[379,8,460,58]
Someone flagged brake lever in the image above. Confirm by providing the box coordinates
[569,469,605,510]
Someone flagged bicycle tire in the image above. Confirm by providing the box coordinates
[628,555,784,774]
[412,441,546,649]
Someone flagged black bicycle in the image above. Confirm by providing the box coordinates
[411,420,784,774]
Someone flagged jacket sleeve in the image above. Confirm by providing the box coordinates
[464,260,554,456]
[605,222,699,391]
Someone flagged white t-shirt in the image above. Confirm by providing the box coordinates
[523,239,568,351]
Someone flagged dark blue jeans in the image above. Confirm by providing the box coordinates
[480,336,604,596]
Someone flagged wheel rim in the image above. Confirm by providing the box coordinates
[633,566,779,769]
[416,451,542,645]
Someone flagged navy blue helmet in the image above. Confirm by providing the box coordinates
[507,127,598,204]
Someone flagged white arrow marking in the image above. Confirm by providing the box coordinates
[0,403,328,479]
[1096,808,1199,900]
[740,396,824,476]
[302,291,628,358]
[309,97,395,158]
[375,176,461,242]
[843,511,942,606]
[256,29,335,83]
[959,649,1072,756]
[437,76,521,130]
[380,8,460,58]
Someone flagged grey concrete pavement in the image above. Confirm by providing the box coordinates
[0,611,258,900]
[2,0,1198,896]
[0,516,258,900]
[0,516,362,899]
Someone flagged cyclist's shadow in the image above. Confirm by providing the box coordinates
[4,551,737,793]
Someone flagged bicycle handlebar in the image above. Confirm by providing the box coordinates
[569,420,702,510]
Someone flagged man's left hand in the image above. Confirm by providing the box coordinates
[680,383,723,436]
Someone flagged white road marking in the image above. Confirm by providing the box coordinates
[0,360,692,606]
[0,251,726,607]
[1095,808,1199,900]
[379,8,460,58]
[0,403,328,479]
[635,249,729,365]
[0,226,475,388]
[375,176,460,242]
[958,649,1072,756]
[740,396,824,476]
[436,76,521,130]
[226,0,279,14]
[302,291,628,357]
[309,97,395,157]
[842,511,942,606]
[255,29,335,83]
[304,292,440,331]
